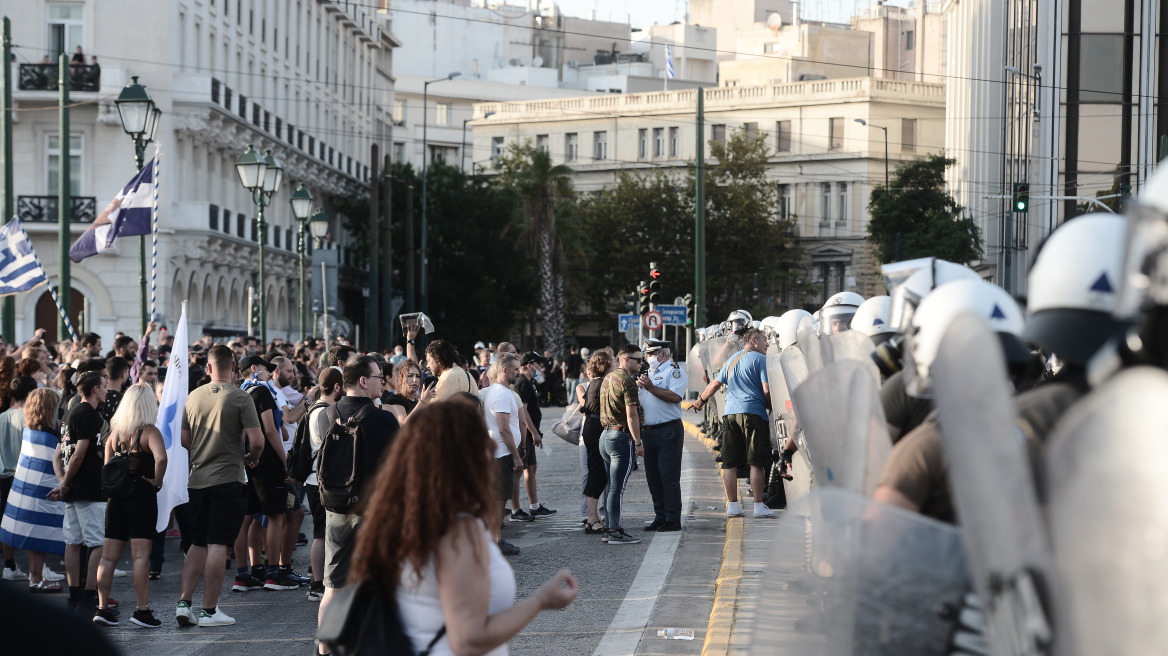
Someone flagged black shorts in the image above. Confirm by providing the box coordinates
[720,413,773,469]
[0,476,11,517]
[105,481,158,541]
[188,482,247,547]
[520,432,537,467]
[248,471,288,516]
[306,484,326,540]
[497,455,514,500]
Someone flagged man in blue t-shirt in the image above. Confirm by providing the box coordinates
[692,328,774,518]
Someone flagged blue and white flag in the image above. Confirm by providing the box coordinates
[155,301,189,532]
[665,44,676,80]
[69,154,157,262]
[0,218,48,296]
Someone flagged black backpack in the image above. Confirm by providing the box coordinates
[101,429,143,499]
[316,404,377,513]
[287,401,331,483]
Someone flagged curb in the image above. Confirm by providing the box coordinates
[681,408,745,656]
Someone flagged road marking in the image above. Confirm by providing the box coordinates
[590,445,695,656]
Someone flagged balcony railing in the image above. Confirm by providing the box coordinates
[16,196,97,224]
[18,64,101,92]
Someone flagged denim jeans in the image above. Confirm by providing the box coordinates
[599,429,635,531]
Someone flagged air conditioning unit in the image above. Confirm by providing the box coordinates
[568,60,580,68]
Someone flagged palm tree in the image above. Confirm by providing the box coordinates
[495,142,574,360]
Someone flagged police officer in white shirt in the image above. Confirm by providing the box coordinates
[636,339,688,532]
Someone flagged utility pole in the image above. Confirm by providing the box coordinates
[367,144,380,349]
[380,154,393,347]
[404,180,415,313]
[694,88,706,328]
[57,53,71,343]
[2,17,14,341]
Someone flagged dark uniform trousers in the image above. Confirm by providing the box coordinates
[642,418,684,524]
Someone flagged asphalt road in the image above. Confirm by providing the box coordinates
[15,408,730,656]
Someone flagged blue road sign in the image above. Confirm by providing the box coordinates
[656,304,687,326]
[618,313,640,331]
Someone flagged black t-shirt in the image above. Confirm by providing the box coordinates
[512,374,541,430]
[99,388,122,423]
[383,392,417,414]
[565,354,584,378]
[335,396,400,505]
[61,402,107,502]
[247,385,282,473]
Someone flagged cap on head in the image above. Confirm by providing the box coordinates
[642,339,670,354]
[520,351,545,367]
[242,355,275,371]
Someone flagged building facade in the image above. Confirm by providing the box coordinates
[6,0,395,343]
[471,77,946,308]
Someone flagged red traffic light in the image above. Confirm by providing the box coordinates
[650,268,662,279]
[641,287,650,295]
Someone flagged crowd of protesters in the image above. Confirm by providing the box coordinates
[0,319,704,651]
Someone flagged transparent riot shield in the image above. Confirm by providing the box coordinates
[822,330,880,384]
[687,343,705,395]
[1046,366,1168,655]
[792,360,891,496]
[797,321,825,374]
[932,314,1062,656]
[751,489,972,656]
[767,343,797,440]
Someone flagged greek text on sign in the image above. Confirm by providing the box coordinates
[618,314,640,331]
[643,311,664,331]
[656,304,687,326]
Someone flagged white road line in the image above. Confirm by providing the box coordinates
[591,444,696,656]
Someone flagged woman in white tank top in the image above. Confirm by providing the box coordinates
[348,397,578,655]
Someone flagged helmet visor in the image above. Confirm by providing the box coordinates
[1117,206,1168,319]
[820,305,857,334]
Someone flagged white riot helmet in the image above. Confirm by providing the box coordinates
[888,259,981,333]
[1025,212,1131,365]
[776,309,813,350]
[820,291,865,334]
[851,295,895,340]
[759,316,782,343]
[904,279,1028,398]
[723,309,753,335]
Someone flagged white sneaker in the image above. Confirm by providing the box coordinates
[198,607,236,627]
[725,502,744,518]
[1,565,27,581]
[41,565,64,582]
[175,600,195,627]
[112,568,128,578]
[753,504,776,518]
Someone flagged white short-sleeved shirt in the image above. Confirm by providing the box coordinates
[482,383,520,459]
[304,404,332,487]
[638,360,689,426]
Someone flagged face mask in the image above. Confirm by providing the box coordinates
[648,354,662,371]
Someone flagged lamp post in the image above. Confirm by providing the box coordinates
[309,209,330,344]
[115,76,161,334]
[420,71,461,315]
[236,145,283,344]
[854,118,888,190]
[290,183,313,343]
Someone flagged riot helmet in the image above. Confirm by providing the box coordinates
[759,316,782,343]
[776,309,813,350]
[724,309,753,335]
[1114,164,1168,368]
[886,258,981,333]
[903,279,1029,398]
[1025,212,1132,366]
[820,291,865,335]
[852,295,896,343]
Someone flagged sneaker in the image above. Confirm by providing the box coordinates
[509,509,534,522]
[106,596,119,609]
[149,568,162,581]
[263,573,300,591]
[1,565,26,581]
[296,533,309,547]
[231,574,264,592]
[176,600,195,627]
[305,584,325,602]
[197,607,236,627]
[284,569,311,584]
[753,505,777,519]
[112,568,128,578]
[529,504,558,518]
[607,529,642,545]
[497,539,521,556]
[41,565,64,582]
[92,607,119,627]
[130,608,163,628]
[726,502,745,518]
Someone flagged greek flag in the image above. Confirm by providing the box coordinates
[0,218,48,296]
[69,155,157,262]
[666,44,676,80]
[155,301,189,532]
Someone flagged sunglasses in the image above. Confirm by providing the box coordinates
[625,356,643,363]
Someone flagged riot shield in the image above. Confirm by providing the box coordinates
[822,330,880,384]
[687,343,705,395]
[792,360,891,495]
[1046,367,1168,655]
[750,489,973,656]
[767,343,797,440]
[797,321,825,374]
[932,314,1063,656]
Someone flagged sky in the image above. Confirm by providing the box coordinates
[555,0,685,29]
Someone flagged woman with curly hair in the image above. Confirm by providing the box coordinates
[346,399,577,655]
[384,359,422,424]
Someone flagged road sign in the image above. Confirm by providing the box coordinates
[643,310,664,331]
[656,304,687,326]
[618,313,639,331]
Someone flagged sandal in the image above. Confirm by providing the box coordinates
[29,579,61,593]
[584,521,606,534]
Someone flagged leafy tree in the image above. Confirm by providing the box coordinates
[494,142,574,359]
[867,153,982,264]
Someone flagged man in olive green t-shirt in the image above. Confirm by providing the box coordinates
[176,345,264,628]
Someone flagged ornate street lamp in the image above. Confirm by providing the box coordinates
[290,184,313,342]
[116,76,161,333]
[237,145,283,343]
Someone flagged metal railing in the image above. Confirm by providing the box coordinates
[18,63,101,92]
[16,196,97,223]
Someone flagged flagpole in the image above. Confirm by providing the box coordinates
[57,53,72,343]
[19,219,77,342]
[150,147,159,323]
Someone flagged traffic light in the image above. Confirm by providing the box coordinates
[623,292,637,313]
[648,263,662,305]
[684,294,695,326]
[1013,182,1029,213]
[638,281,650,314]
